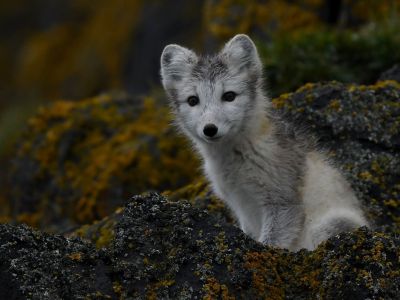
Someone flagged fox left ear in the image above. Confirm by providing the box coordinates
[160,44,197,91]
[221,34,262,76]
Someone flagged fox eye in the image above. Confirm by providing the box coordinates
[187,96,199,106]
[222,91,236,102]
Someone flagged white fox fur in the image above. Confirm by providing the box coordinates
[160,34,369,251]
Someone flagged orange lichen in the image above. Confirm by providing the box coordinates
[13,94,200,229]
[244,251,284,299]
[112,281,123,298]
[164,179,209,203]
[146,280,176,300]
[328,99,341,111]
[67,252,83,261]
[203,277,235,300]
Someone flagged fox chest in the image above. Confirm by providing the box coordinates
[204,156,274,235]
[205,151,278,199]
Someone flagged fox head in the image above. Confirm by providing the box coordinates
[160,34,267,147]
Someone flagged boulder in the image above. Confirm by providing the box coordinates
[379,64,400,82]
[1,193,399,299]
[0,193,400,299]
[272,80,400,231]
[3,79,400,298]
[9,93,199,231]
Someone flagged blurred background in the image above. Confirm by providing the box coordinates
[1,0,399,231]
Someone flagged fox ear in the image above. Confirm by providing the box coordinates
[160,44,197,89]
[221,34,262,76]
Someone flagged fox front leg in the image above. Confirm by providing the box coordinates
[258,204,305,249]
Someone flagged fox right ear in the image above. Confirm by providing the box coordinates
[160,44,197,90]
[221,34,262,76]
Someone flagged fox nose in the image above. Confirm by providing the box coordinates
[203,124,218,137]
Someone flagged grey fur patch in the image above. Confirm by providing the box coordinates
[233,148,245,162]
[192,56,228,81]
[235,35,254,54]
[171,74,182,81]
[162,52,172,65]
[270,112,317,153]
[244,72,259,99]
[165,88,179,108]
[312,218,359,246]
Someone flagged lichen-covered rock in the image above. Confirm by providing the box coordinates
[379,64,400,82]
[0,223,115,300]
[73,179,232,249]
[272,80,400,231]
[143,80,400,235]
[72,79,400,240]
[1,193,399,299]
[9,93,199,231]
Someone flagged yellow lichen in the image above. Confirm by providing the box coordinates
[146,280,176,300]
[112,281,123,298]
[67,252,83,261]
[296,82,316,93]
[328,99,341,111]
[271,93,291,109]
[15,94,200,228]
[203,277,235,300]
[244,251,284,299]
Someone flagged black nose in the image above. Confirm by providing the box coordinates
[203,124,218,137]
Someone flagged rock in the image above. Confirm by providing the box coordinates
[9,93,199,232]
[272,80,400,232]
[4,79,400,298]
[0,223,114,300]
[379,64,400,82]
[1,193,399,299]
[9,78,400,236]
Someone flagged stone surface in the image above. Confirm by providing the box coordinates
[1,193,399,299]
[8,93,199,232]
[379,64,400,82]
[2,79,400,298]
[272,80,400,232]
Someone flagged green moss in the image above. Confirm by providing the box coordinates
[258,21,400,97]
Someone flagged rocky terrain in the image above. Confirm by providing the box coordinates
[1,76,399,299]
[1,193,399,299]
[8,93,198,231]
[1,1,400,298]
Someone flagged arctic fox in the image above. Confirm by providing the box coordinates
[160,34,368,251]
